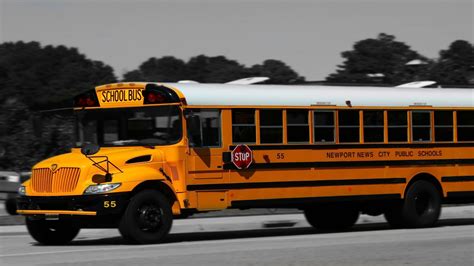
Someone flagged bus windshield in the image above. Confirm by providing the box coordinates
[75,105,182,147]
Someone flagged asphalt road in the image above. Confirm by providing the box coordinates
[0,206,473,266]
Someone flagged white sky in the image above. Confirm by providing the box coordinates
[1,0,472,80]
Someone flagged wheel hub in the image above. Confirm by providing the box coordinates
[414,192,431,216]
[137,205,162,231]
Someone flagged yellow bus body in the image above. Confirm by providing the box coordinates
[17,82,474,244]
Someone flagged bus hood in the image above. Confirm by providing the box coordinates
[26,147,165,196]
[34,147,164,170]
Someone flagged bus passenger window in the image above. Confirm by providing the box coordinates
[338,110,360,143]
[287,110,309,143]
[232,109,256,143]
[260,110,283,144]
[314,111,335,142]
[457,111,474,141]
[388,111,408,142]
[412,111,431,142]
[434,111,453,142]
[187,109,221,147]
[363,111,384,143]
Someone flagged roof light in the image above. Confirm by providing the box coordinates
[142,84,180,105]
[74,90,99,108]
[145,91,166,104]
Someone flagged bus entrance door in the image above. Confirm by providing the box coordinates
[187,147,228,210]
[187,147,224,180]
[185,109,228,210]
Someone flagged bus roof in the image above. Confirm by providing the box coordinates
[161,83,473,108]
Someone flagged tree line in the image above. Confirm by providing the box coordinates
[327,33,473,85]
[0,34,472,170]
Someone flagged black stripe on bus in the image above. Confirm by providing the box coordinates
[441,176,474,182]
[223,159,474,170]
[230,194,402,208]
[229,143,474,150]
[187,177,406,191]
[446,191,474,198]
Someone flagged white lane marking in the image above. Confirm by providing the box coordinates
[2,222,474,259]
[0,248,116,258]
[2,225,474,258]
[0,232,339,258]
[0,235,30,238]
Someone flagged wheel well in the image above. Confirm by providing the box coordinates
[131,181,177,206]
[406,173,443,197]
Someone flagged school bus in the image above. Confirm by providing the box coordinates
[17,82,474,244]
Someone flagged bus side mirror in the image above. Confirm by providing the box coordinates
[187,115,201,133]
[186,115,202,147]
[81,143,100,156]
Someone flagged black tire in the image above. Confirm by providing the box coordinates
[5,197,17,215]
[384,180,441,228]
[304,204,359,231]
[26,217,80,245]
[384,203,404,228]
[119,190,172,244]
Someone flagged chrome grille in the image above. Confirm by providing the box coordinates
[31,167,81,193]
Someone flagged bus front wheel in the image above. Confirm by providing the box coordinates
[5,197,17,215]
[304,204,359,231]
[384,180,441,228]
[119,190,172,244]
[26,218,80,245]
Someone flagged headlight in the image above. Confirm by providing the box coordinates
[18,186,26,196]
[84,183,121,195]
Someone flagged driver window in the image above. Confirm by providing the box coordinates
[187,109,221,147]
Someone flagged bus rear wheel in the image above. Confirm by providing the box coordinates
[26,218,80,245]
[119,190,172,244]
[304,204,359,231]
[384,180,441,228]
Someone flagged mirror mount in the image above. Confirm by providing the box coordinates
[81,143,122,183]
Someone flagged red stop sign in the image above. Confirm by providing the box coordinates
[231,144,253,169]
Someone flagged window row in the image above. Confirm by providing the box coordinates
[232,109,474,144]
[185,109,473,147]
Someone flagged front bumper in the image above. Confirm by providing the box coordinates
[16,193,131,217]
[17,210,97,216]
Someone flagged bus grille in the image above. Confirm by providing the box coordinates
[31,168,81,193]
